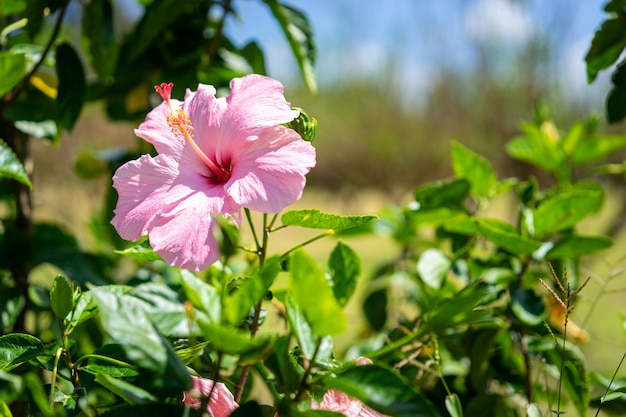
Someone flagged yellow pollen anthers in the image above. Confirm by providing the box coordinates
[166,106,231,182]
[155,82,231,182]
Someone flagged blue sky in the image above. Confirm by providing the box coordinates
[225,0,609,105]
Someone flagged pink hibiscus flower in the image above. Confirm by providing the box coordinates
[111,75,316,270]
[183,376,238,417]
[312,358,391,417]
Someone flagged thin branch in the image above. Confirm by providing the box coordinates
[6,0,71,105]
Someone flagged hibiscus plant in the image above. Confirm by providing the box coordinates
[1,1,626,417]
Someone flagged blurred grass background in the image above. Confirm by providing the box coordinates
[27,0,626,381]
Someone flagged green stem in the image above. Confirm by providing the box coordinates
[73,354,138,371]
[235,214,270,402]
[294,340,322,402]
[280,230,334,259]
[254,362,281,402]
[595,352,626,417]
[49,347,64,408]
[244,208,261,252]
[6,0,71,105]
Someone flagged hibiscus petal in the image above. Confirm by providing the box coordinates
[223,74,300,141]
[226,126,316,213]
[314,389,364,416]
[111,154,179,241]
[134,99,185,156]
[183,376,238,417]
[180,84,232,176]
[148,172,240,271]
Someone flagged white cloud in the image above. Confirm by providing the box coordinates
[464,0,534,47]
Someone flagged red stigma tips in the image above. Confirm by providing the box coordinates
[154,82,174,102]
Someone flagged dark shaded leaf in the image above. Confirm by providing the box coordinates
[585,13,626,82]
[414,178,471,209]
[545,341,589,417]
[55,43,86,131]
[82,0,118,79]
[328,242,360,306]
[49,275,74,321]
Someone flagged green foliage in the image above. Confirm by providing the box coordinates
[281,209,377,230]
[586,0,626,122]
[355,112,624,417]
[0,2,624,417]
[0,138,31,187]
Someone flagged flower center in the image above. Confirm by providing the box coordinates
[155,83,231,182]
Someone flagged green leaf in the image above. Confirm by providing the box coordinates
[414,178,471,209]
[417,248,451,288]
[0,0,26,17]
[322,364,439,417]
[560,122,585,156]
[289,250,346,336]
[264,335,298,393]
[363,288,387,331]
[67,291,97,328]
[81,0,118,79]
[0,138,31,187]
[263,0,317,92]
[50,275,74,321]
[180,270,221,323]
[533,186,604,239]
[510,283,546,326]
[424,282,491,332]
[585,13,626,83]
[240,41,267,75]
[129,283,191,338]
[90,288,192,391]
[98,404,187,417]
[451,141,497,197]
[477,218,542,255]
[94,374,157,405]
[546,235,613,259]
[55,43,86,131]
[571,135,626,166]
[114,241,162,261]
[607,62,626,123]
[0,334,44,371]
[0,51,26,97]
[285,294,315,359]
[506,123,562,171]
[281,209,377,230]
[230,401,267,417]
[124,0,186,61]
[328,242,360,306]
[0,285,24,332]
[446,393,463,417]
[546,341,589,417]
[196,320,273,362]
[224,257,280,325]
